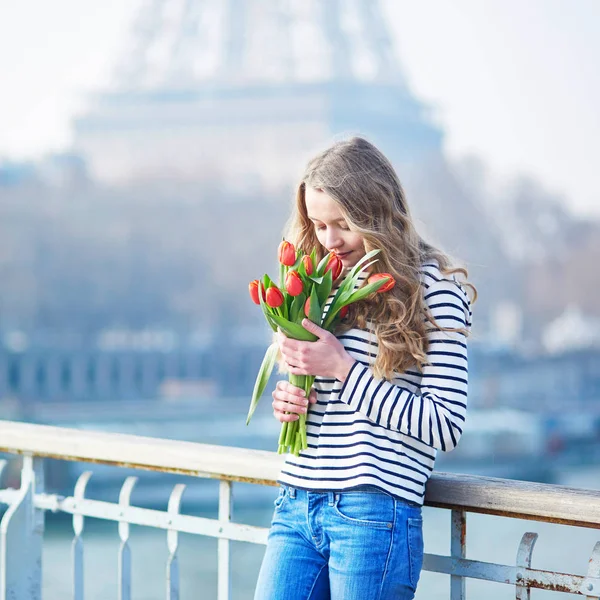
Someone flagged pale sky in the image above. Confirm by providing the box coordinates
[0,0,598,216]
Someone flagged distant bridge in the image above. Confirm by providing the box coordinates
[0,342,265,406]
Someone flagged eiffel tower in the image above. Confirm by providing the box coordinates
[73,0,443,189]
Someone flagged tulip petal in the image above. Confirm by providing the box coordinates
[246,342,279,425]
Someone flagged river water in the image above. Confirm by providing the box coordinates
[39,465,600,600]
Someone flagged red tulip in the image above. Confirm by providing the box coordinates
[278,241,296,267]
[368,273,395,293]
[324,252,343,280]
[249,280,262,305]
[339,305,349,319]
[304,297,311,318]
[265,286,284,308]
[285,270,303,296]
[301,255,313,276]
[302,254,315,275]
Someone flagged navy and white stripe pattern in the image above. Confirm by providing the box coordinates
[278,262,472,505]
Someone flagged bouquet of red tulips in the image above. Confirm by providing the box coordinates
[247,241,395,456]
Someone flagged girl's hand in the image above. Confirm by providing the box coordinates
[272,381,317,422]
[277,319,356,381]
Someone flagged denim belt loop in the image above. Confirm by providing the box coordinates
[327,491,335,506]
[288,486,296,499]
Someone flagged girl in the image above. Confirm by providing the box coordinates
[254,137,474,600]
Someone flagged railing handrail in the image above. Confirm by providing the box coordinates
[1,419,599,529]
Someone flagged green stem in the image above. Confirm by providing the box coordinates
[278,421,287,446]
[284,418,295,447]
[284,373,315,453]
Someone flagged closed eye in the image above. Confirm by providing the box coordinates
[314,224,350,231]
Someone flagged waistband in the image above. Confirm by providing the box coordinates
[279,484,421,508]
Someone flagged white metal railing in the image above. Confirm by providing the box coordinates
[0,419,599,599]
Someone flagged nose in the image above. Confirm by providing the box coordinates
[324,228,343,251]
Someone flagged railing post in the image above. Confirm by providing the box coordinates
[166,483,186,600]
[450,509,466,600]
[0,455,45,600]
[72,471,93,600]
[515,532,538,599]
[218,480,233,600]
[118,476,137,600]
[584,542,600,599]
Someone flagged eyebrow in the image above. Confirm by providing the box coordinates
[308,216,347,224]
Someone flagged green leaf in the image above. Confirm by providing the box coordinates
[330,258,379,309]
[321,284,347,329]
[341,259,378,296]
[266,313,280,331]
[270,313,318,341]
[307,285,322,325]
[316,253,330,276]
[263,273,274,289]
[345,278,389,303]
[289,292,306,323]
[308,275,325,284]
[347,249,380,279]
[320,258,377,328]
[298,259,307,278]
[246,343,279,425]
[291,254,303,270]
[316,269,333,307]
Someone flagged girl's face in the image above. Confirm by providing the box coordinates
[304,186,366,268]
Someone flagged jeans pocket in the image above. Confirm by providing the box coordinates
[407,516,424,588]
[334,492,394,528]
[273,486,287,510]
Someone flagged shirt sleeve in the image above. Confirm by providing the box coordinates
[337,278,471,452]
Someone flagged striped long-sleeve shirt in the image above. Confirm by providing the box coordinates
[278,262,473,505]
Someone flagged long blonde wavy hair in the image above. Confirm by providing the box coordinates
[285,137,476,380]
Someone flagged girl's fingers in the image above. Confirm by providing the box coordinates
[276,380,306,397]
[280,352,302,369]
[272,398,307,414]
[273,410,299,423]
[272,388,307,406]
[272,381,313,423]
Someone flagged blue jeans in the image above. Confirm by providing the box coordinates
[254,485,424,600]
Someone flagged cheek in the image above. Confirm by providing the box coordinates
[348,233,365,251]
